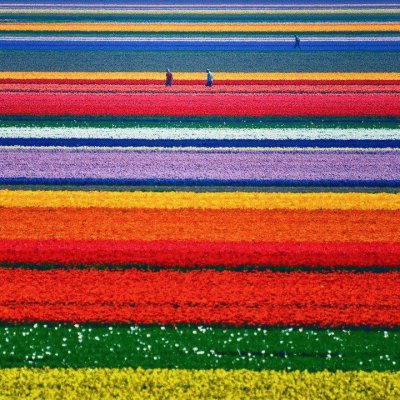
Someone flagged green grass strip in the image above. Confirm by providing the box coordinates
[0,324,398,371]
[1,262,400,272]
[0,116,399,129]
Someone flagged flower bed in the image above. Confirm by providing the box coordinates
[1,92,400,116]
[0,269,399,326]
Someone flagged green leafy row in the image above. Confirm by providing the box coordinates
[0,116,398,129]
[0,324,398,371]
[2,13,400,23]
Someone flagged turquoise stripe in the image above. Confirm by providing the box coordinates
[2,13,400,23]
[1,50,399,72]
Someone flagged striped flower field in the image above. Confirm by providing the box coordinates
[0,0,400,398]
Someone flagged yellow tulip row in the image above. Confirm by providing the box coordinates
[1,368,399,399]
[1,190,399,210]
[0,72,398,81]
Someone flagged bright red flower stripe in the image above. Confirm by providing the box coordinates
[2,84,398,94]
[1,239,400,267]
[0,269,399,326]
[1,92,399,116]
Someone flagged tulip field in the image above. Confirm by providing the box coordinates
[0,0,399,398]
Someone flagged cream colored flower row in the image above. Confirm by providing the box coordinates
[1,127,399,139]
[0,368,399,400]
[0,190,399,210]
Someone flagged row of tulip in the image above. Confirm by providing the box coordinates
[0,149,398,183]
[1,239,400,268]
[1,92,399,116]
[1,72,397,81]
[2,84,399,94]
[0,208,397,241]
[1,368,399,399]
[2,22,399,32]
[0,269,398,326]
[1,190,398,210]
[1,127,399,140]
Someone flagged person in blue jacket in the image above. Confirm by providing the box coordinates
[206,69,214,87]
[294,35,301,49]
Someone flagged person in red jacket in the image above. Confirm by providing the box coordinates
[166,68,173,86]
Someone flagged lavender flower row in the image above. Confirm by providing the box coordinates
[1,149,399,181]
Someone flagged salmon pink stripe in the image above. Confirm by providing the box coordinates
[0,80,399,86]
[1,239,399,268]
[0,269,398,326]
[0,92,399,116]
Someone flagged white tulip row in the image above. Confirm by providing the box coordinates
[0,127,399,140]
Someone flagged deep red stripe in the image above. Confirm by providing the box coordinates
[0,269,398,326]
[0,92,398,116]
[1,239,399,267]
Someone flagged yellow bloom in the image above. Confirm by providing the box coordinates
[0,190,399,210]
[0,368,398,400]
[0,72,398,81]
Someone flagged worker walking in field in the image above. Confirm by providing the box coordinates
[166,68,173,86]
[294,35,301,49]
[206,69,213,87]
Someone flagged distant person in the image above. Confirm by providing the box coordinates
[166,68,173,86]
[294,35,301,49]
[206,69,213,87]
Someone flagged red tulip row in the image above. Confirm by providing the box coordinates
[0,269,398,326]
[1,239,399,268]
[0,92,399,116]
[2,79,399,86]
[2,84,398,94]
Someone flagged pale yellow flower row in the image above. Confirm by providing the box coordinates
[0,71,399,80]
[1,190,399,210]
[0,368,399,400]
